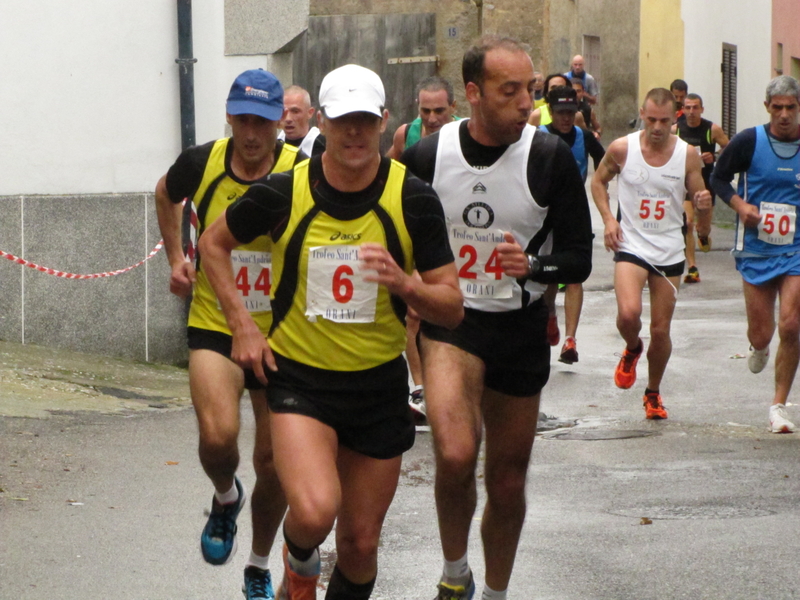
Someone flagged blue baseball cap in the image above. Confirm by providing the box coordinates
[226,69,284,121]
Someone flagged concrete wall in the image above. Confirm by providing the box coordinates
[638,0,684,104]
[682,0,772,130]
[0,193,184,363]
[772,0,800,80]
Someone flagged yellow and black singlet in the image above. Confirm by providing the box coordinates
[187,139,300,335]
[267,159,414,372]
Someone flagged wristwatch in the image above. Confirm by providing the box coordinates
[526,253,541,278]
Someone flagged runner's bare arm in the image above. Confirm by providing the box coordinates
[199,216,276,384]
[685,150,712,211]
[360,242,463,330]
[154,175,196,298]
[591,139,626,252]
[385,125,406,160]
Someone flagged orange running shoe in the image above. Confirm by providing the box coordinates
[559,336,579,364]
[547,313,560,346]
[276,544,320,600]
[614,339,643,389]
[643,391,668,419]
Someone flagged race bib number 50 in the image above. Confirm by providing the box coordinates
[450,226,513,299]
[305,245,378,323]
[758,202,796,246]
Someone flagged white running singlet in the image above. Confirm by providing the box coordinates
[432,121,550,311]
[617,132,688,266]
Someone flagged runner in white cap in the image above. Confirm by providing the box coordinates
[200,63,463,600]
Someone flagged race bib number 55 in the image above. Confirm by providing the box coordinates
[758,202,796,246]
[450,226,513,299]
[305,245,378,323]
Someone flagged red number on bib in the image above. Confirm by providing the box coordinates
[639,199,650,219]
[485,248,504,280]
[458,245,478,279]
[654,200,666,220]
[332,265,354,303]
[763,213,775,234]
[254,268,271,295]
[235,266,250,296]
[779,215,791,236]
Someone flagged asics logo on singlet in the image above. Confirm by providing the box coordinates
[330,231,362,241]
[661,174,680,181]
[472,182,487,194]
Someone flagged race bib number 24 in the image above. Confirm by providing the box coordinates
[450,226,513,299]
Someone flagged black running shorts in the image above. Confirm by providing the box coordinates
[266,354,415,460]
[614,251,685,278]
[187,327,265,390]
[420,298,550,397]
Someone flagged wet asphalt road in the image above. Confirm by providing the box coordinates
[3,192,800,599]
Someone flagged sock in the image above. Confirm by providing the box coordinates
[324,564,375,600]
[644,388,659,396]
[442,552,470,584]
[284,527,320,576]
[215,481,239,505]
[245,551,269,571]
[481,584,507,600]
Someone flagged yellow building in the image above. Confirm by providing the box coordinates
[638,0,684,104]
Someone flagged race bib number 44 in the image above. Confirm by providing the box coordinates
[231,250,271,312]
[450,226,513,299]
[305,245,378,323]
[758,202,796,246]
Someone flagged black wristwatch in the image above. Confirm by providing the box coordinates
[526,253,541,278]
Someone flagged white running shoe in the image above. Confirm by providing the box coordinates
[769,404,796,434]
[409,387,426,419]
[747,345,769,374]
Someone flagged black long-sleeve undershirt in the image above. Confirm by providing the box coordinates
[400,120,593,285]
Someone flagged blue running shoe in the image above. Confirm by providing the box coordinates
[243,566,275,600]
[201,477,246,565]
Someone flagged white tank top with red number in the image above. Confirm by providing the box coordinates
[618,131,687,266]
[432,121,550,312]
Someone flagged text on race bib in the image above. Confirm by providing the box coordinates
[758,202,796,246]
[449,226,513,299]
[305,245,378,323]
[231,250,271,313]
[635,196,668,231]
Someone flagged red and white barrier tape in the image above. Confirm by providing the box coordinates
[0,241,164,280]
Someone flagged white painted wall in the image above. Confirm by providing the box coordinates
[682,0,772,133]
[0,0,272,196]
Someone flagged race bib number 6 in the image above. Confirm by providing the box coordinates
[231,250,271,313]
[450,226,513,299]
[305,245,378,323]
[758,202,796,246]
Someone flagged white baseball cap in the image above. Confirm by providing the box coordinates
[319,64,385,119]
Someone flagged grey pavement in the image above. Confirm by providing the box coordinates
[3,191,800,599]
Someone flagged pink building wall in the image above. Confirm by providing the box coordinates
[772,0,800,79]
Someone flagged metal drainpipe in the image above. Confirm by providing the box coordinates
[175,0,196,264]
[176,0,196,150]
